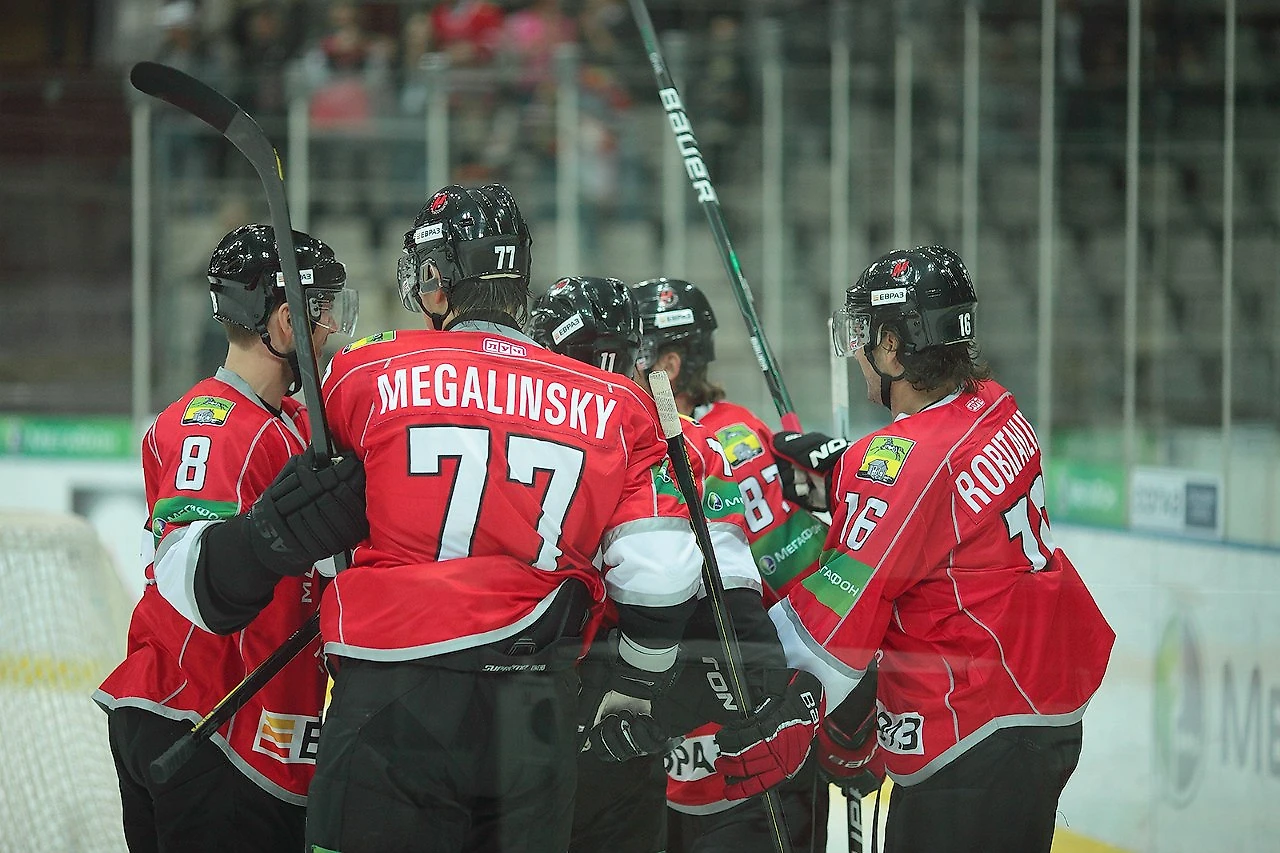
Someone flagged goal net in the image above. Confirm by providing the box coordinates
[0,511,131,853]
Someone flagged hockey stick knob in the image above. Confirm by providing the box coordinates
[649,370,683,440]
[149,731,200,785]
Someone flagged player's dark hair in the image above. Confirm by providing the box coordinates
[447,280,530,327]
[899,340,991,395]
[662,343,726,407]
[222,318,261,347]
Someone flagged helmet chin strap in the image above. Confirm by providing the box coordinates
[863,342,905,411]
[262,332,303,396]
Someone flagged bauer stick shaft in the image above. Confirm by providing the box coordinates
[650,370,794,853]
[130,62,341,782]
[629,2,801,433]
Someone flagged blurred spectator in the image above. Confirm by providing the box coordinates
[502,0,576,93]
[690,14,748,181]
[391,9,437,215]
[228,1,306,119]
[578,0,629,66]
[305,1,392,130]
[303,1,393,242]
[153,1,224,211]
[431,0,505,68]
[1059,0,1084,86]
[154,1,221,79]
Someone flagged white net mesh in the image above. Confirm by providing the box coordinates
[0,511,131,853]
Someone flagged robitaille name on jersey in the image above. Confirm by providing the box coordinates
[954,409,1040,513]
[376,363,619,439]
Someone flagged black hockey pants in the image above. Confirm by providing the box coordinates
[882,721,1084,853]
[107,706,305,853]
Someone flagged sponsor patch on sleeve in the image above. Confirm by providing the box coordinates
[341,329,397,353]
[180,396,235,427]
[855,435,916,486]
[713,422,765,468]
[800,550,875,618]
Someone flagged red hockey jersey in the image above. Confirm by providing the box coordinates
[317,328,703,661]
[95,368,328,804]
[667,400,828,814]
[773,381,1115,785]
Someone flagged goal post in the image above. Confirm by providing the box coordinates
[0,510,131,853]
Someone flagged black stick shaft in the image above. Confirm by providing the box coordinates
[149,613,319,783]
[130,61,344,782]
[626,1,801,433]
[129,61,333,459]
[650,372,793,853]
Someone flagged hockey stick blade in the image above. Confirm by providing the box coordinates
[130,61,238,135]
[129,61,329,456]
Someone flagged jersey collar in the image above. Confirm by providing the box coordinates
[893,389,961,422]
[448,319,539,346]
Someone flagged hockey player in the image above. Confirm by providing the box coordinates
[527,276,788,853]
[630,277,831,853]
[94,224,368,853]
[717,246,1116,853]
[305,186,705,853]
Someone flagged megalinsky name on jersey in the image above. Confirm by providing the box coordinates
[376,362,620,440]
[954,408,1040,513]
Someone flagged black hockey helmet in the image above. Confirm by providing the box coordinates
[207,223,356,337]
[630,278,717,372]
[398,183,532,313]
[833,245,977,359]
[529,276,641,376]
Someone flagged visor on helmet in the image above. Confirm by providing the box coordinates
[307,287,359,336]
[830,305,874,357]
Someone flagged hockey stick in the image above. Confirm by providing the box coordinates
[628,0,801,433]
[650,370,794,853]
[129,61,339,783]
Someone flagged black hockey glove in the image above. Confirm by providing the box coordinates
[771,431,850,513]
[244,446,369,576]
[587,709,681,763]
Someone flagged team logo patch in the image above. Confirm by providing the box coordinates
[965,396,985,412]
[342,330,397,353]
[429,190,450,214]
[657,284,678,308]
[181,396,234,427]
[547,277,573,297]
[653,308,695,329]
[855,435,916,486]
[890,258,912,281]
[252,710,322,764]
[483,338,527,358]
[715,423,765,468]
